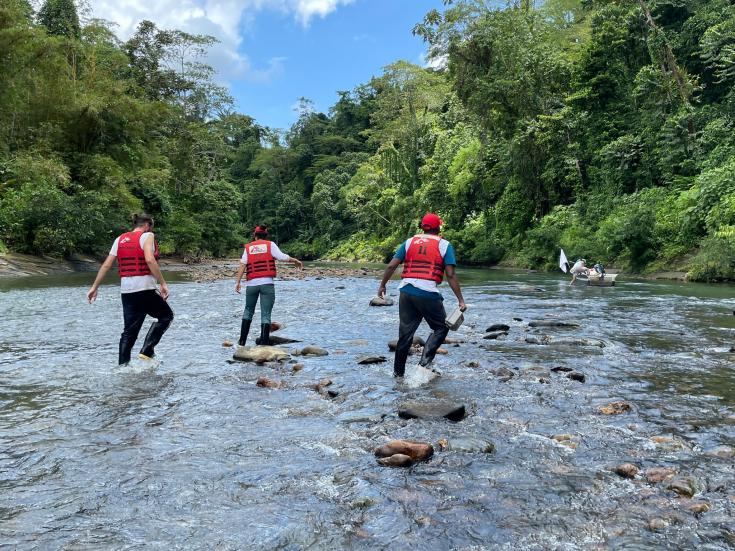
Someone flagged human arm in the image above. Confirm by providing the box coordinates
[143,234,169,300]
[444,265,467,311]
[270,242,303,270]
[235,262,246,294]
[86,255,116,303]
[378,258,401,298]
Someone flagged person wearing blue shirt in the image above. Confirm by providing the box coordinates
[378,213,466,378]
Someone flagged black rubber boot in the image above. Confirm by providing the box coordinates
[119,336,135,365]
[238,319,252,346]
[255,323,271,346]
[139,319,173,359]
[419,326,449,368]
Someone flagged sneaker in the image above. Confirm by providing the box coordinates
[138,353,154,361]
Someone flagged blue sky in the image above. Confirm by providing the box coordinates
[91,0,446,130]
[234,0,446,129]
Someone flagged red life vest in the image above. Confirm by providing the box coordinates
[401,234,445,283]
[245,239,277,280]
[117,231,158,278]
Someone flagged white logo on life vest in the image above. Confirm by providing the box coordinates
[249,244,268,255]
[121,237,131,244]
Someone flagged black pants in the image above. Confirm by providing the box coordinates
[119,290,174,365]
[394,291,448,377]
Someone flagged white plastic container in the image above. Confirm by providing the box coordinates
[445,307,465,331]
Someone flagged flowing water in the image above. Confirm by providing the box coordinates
[0,267,734,550]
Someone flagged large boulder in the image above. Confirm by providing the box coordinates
[233,345,290,364]
[398,401,466,422]
[369,296,394,307]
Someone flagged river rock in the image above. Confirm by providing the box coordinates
[374,440,434,461]
[493,366,515,381]
[291,363,305,373]
[667,477,698,497]
[222,340,234,347]
[443,337,465,344]
[270,322,284,332]
[256,377,284,389]
[612,463,639,479]
[369,296,394,307]
[705,445,735,458]
[650,436,686,451]
[513,317,523,322]
[486,324,510,332]
[377,454,415,468]
[687,502,711,514]
[357,355,387,365]
[268,335,301,345]
[398,401,466,422]
[388,336,425,351]
[645,467,677,484]
[465,360,480,368]
[484,330,508,340]
[309,378,332,392]
[439,437,495,454]
[297,346,329,357]
[566,371,586,383]
[528,320,581,328]
[436,348,449,355]
[551,366,573,372]
[648,518,669,532]
[233,345,290,364]
[525,334,551,345]
[347,339,370,346]
[598,402,632,415]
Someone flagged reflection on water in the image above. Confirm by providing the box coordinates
[0,268,733,549]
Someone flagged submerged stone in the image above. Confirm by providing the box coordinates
[388,336,425,351]
[566,371,586,383]
[667,477,699,497]
[484,330,508,340]
[357,355,387,365]
[493,366,515,381]
[298,346,329,357]
[705,445,735,458]
[439,437,495,454]
[222,340,234,347]
[256,377,283,389]
[369,296,394,307]
[645,467,677,484]
[598,402,632,415]
[486,323,510,332]
[398,401,466,422]
[268,335,301,345]
[612,463,639,479]
[528,320,581,328]
[377,453,414,468]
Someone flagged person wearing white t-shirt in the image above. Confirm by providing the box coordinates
[87,214,173,364]
[234,225,302,346]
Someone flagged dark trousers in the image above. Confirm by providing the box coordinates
[119,290,174,365]
[394,291,448,377]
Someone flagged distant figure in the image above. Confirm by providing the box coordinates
[87,214,173,365]
[235,225,303,346]
[377,213,467,378]
[570,258,588,286]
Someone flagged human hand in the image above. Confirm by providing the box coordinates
[459,301,467,312]
[295,260,303,271]
[378,285,386,299]
[87,287,98,304]
[159,282,170,300]
[235,281,241,294]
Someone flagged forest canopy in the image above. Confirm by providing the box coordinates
[1,0,734,281]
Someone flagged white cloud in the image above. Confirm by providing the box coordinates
[419,51,448,71]
[87,0,354,83]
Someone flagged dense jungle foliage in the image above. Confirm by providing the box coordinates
[1,0,734,280]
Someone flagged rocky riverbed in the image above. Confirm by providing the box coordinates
[0,269,733,548]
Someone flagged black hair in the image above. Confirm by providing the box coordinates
[133,213,154,228]
[254,224,268,239]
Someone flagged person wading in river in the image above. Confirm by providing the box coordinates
[235,225,303,346]
[377,213,467,378]
[86,213,173,365]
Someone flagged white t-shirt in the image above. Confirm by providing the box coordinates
[398,236,451,294]
[571,260,587,275]
[109,232,158,294]
[240,241,291,287]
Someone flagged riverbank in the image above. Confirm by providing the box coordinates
[0,252,695,283]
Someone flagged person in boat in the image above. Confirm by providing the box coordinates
[377,213,467,378]
[235,225,303,346]
[86,213,173,365]
[569,258,588,285]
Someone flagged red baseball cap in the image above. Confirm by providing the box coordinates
[420,213,442,230]
[254,225,268,234]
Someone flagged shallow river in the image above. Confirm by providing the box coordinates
[1,267,734,550]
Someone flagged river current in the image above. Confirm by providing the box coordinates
[0,267,733,549]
